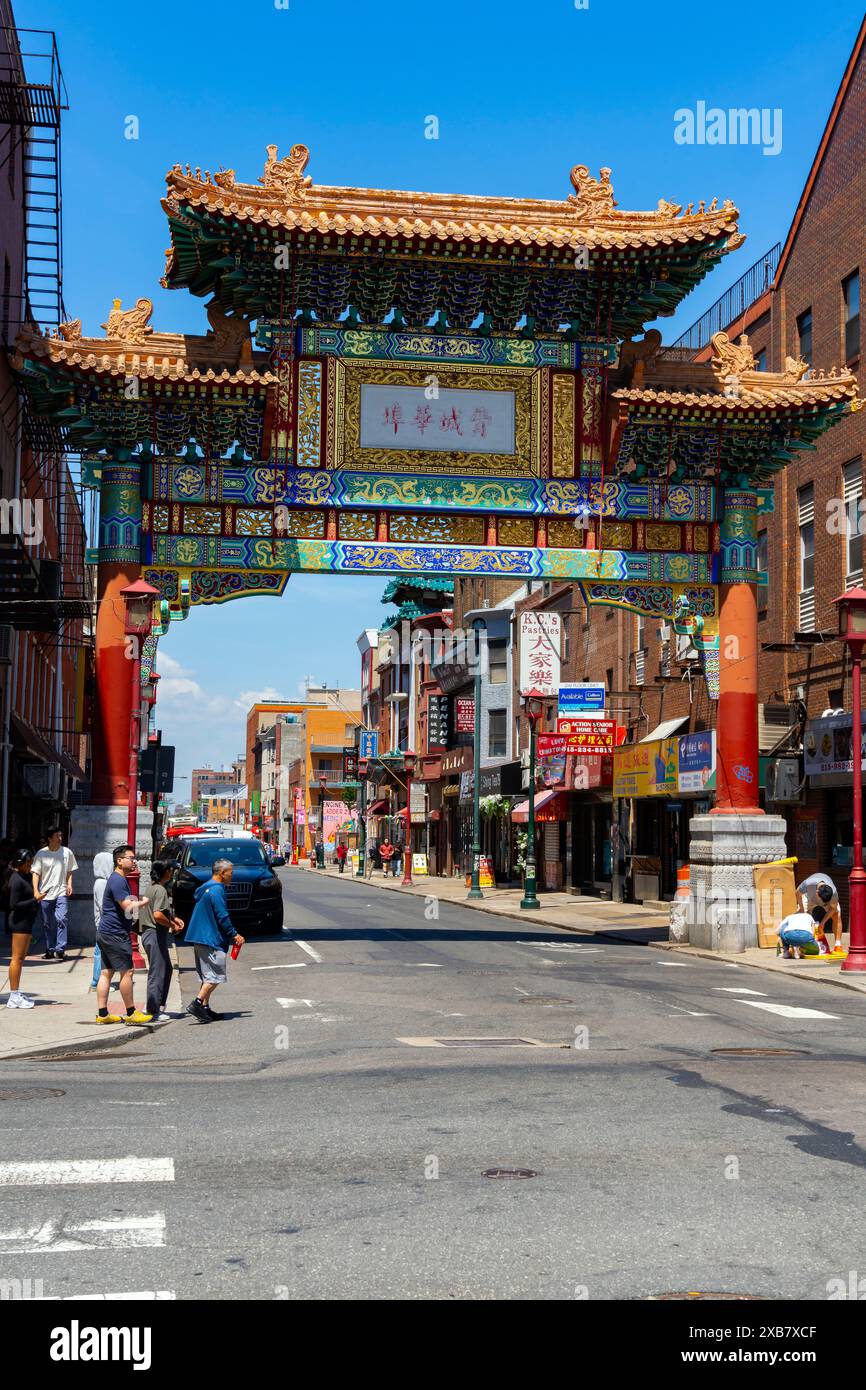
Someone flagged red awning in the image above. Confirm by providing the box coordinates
[367,799,389,815]
[511,790,569,823]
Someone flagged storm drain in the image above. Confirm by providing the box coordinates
[0,1087,65,1100]
[483,1168,539,1180]
[397,1036,567,1048]
[711,1047,810,1058]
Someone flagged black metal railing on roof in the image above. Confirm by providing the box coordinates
[672,244,781,354]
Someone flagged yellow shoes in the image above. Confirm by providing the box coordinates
[95,1013,123,1024]
[122,1010,154,1025]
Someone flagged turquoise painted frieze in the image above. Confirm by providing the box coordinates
[578,581,717,619]
[291,325,584,368]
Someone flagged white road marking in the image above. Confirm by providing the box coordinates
[0,1158,174,1187]
[402,963,443,968]
[36,1290,175,1301]
[656,962,692,968]
[513,987,531,995]
[714,987,767,995]
[436,1011,465,1017]
[251,963,308,970]
[666,1011,715,1017]
[105,1102,170,1107]
[276,998,318,1009]
[291,939,323,963]
[0,1214,165,1253]
[516,941,602,951]
[736,1000,839,1020]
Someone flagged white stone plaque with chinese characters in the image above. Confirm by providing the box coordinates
[359,384,516,454]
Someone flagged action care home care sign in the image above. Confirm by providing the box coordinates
[519,612,562,697]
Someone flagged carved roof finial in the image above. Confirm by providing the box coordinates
[260,143,312,200]
[101,297,154,344]
[568,165,617,218]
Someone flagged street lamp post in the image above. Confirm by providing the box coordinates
[520,691,544,910]
[120,578,159,877]
[468,616,486,900]
[357,758,368,877]
[402,751,416,884]
[835,588,866,971]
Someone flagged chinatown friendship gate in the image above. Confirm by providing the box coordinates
[12,144,859,946]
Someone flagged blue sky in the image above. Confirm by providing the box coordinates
[15,0,864,792]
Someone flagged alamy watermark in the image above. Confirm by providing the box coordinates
[0,498,43,546]
[674,102,782,157]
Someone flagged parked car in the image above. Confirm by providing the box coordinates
[171,836,286,936]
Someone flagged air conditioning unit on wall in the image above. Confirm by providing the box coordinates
[22,762,61,801]
[766,755,804,805]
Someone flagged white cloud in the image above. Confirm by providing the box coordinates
[156,650,189,678]
[235,686,285,710]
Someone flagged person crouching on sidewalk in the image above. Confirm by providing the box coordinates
[139,859,184,1022]
[776,904,826,959]
[184,857,245,1024]
[95,845,153,1025]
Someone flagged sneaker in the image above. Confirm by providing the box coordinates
[153,1012,173,1023]
[54,952,65,962]
[203,1004,222,1020]
[95,1012,123,1024]
[186,998,211,1023]
[6,992,35,1009]
[122,1010,153,1026]
[41,951,54,961]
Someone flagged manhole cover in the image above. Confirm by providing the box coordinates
[483,1168,538,1179]
[518,996,574,1005]
[643,1291,765,1301]
[0,1087,65,1100]
[712,1047,810,1057]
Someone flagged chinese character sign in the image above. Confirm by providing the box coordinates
[359,384,516,455]
[455,698,475,733]
[519,612,562,697]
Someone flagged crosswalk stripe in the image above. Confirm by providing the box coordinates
[0,1214,166,1253]
[0,1158,174,1187]
[735,1000,839,1020]
[36,1290,176,1300]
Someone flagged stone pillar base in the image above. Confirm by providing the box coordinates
[686,812,788,953]
[67,804,154,946]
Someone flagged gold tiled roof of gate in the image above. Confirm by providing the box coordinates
[614,331,860,412]
[162,143,744,255]
[14,300,275,386]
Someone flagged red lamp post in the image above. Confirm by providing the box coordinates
[401,751,416,884]
[835,587,866,971]
[120,578,159,883]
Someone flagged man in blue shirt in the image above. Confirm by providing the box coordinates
[95,845,153,1025]
[184,858,245,1023]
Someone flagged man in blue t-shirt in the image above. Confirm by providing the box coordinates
[95,845,153,1026]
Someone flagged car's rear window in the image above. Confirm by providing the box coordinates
[183,841,268,868]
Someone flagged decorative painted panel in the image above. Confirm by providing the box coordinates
[388,513,485,545]
[337,511,377,540]
[551,374,576,478]
[294,325,583,368]
[235,508,274,536]
[183,506,222,535]
[498,517,535,546]
[295,359,323,469]
[578,581,718,621]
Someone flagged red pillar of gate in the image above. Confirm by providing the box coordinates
[92,561,140,805]
[713,489,762,815]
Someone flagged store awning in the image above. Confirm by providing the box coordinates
[367,799,389,815]
[511,790,568,822]
[639,716,689,744]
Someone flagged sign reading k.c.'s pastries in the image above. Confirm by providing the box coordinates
[519,612,561,697]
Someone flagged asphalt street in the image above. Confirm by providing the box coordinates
[2,866,866,1300]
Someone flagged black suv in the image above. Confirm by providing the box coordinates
[171,837,285,936]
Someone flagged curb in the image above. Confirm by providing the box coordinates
[2,1024,155,1064]
[647,939,866,995]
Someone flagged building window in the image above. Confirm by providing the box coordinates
[797,308,813,366]
[755,348,767,371]
[798,484,815,631]
[844,271,860,362]
[606,666,614,694]
[634,615,646,686]
[487,638,507,685]
[488,710,507,758]
[844,459,863,583]
[757,530,768,614]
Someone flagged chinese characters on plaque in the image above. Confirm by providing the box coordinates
[359,384,516,455]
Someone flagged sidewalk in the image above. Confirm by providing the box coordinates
[300,861,866,996]
[296,861,670,944]
[0,943,184,1061]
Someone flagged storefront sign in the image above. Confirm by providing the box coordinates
[410,781,427,825]
[804,712,866,779]
[442,746,473,775]
[677,731,715,793]
[412,853,429,875]
[455,697,475,733]
[538,753,567,788]
[359,730,378,759]
[427,694,450,749]
[613,739,678,797]
[342,747,358,782]
[558,682,605,716]
[294,788,306,826]
[519,612,561,696]
[541,719,615,755]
